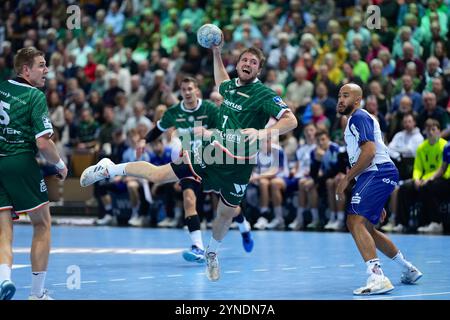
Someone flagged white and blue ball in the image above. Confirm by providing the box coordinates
[197,24,223,49]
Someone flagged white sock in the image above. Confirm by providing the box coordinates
[206,237,221,254]
[0,264,11,282]
[337,211,345,222]
[365,258,384,277]
[237,219,250,233]
[392,251,413,270]
[31,271,46,297]
[189,230,204,250]
[260,207,269,215]
[107,163,127,178]
[296,207,304,223]
[311,208,319,222]
[104,203,113,212]
[273,206,284,221]
[329,211,336,222]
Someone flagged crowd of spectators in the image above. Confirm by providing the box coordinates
[1,0,449,233]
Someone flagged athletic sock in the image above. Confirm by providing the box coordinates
[0,264,11,282]
[31,271,46,297]
[273,206,284,221]
[206,237,221,254]
[365,258,384,277]
[107,163,127,178]
[296,207,304,223]
[392,251,413,270]
[310,208,319,222]
[186,215,203,250]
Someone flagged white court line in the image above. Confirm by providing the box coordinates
[356,291,450,300]
[224,271,240,274]
[281,267,297,270]
[52,283,67,286]
[253,269,269,272]
[196,272,205,275]
[138,276,155,280]
[426,260,441,264]
[339,264,355,268]
[167,274,183,277]
[109,278,126,282]
[310,266,326,269]
[81,280,98,284]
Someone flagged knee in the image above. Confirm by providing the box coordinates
[183,195,196,213]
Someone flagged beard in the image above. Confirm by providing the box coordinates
[338,104,354,116]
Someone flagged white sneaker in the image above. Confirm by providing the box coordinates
[417,222,443,234]
[288,218,303,230]
[381,221,395,232]
[306,220,321,230]
[28,289,54,300]
[205,252,220,281]
[266,218,285,230]
[95,214,114,226]
[392,224,406,233]
[401,266,423,284]
[324,220,336,230]
[128,216,144,227]
[353,274,394,295]
[229,222,238,230]
[157,217,175,228]
[326,220,346,231]
[253,217,269,230]
[80,158,114,187]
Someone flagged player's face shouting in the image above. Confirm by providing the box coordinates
[180,81,199,106]
[28,56,48,88]
[236,53,261,84]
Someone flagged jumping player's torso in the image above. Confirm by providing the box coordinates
[0,79,53,157]
[217,78,288,158]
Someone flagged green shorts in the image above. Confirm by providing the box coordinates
[0,152,49,215]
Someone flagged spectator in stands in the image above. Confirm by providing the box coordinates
[393,42,425,78]
[285,66,314,113]
[270,123,317,230]
[113,92,133,126]
[393,119,447,233]
[123,101,153,135]
[417,91,449,133]
[391,74,423,113]
[251,139,287,230]
[419,141,450,234]
[431,77,449,108]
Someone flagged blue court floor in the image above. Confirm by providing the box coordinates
[9,224,450,300]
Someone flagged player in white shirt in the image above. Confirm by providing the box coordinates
[335,84,422,295]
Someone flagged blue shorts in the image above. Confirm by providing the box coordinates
[347,162,399,225]
[283,177,299,194]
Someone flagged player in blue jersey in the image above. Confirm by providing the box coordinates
[335,83,422,295]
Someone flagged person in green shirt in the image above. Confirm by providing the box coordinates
[0,47,68,300]
[394,118,448,232]
[80,44,297,282]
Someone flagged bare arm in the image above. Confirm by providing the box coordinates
[335,141,375,200]
[211,39,230,87]
[36,135,68,180]
[345,141,376,182]
[430,161,448,181]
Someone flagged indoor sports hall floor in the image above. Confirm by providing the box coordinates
[10,225,450,300]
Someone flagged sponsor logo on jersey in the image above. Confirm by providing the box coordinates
[382,178,397,186]
[0,90,26,104]
[188,116,195,122]
[0,90,11,98]
[273,96,287,108]
[42,115,52,129]
[351,193,361,204]
[223,99,242,111]
[40,179,47,192]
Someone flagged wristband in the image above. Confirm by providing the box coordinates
[55,159,66,170]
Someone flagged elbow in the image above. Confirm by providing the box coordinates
[36,137,50,152]
[287,111,298,131]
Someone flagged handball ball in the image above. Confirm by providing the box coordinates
[197,24,223,49]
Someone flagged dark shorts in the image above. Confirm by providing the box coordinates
[283,177,300,194]
[347,162,399,225]
[0,153,49,216]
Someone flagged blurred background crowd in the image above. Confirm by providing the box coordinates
[1,0,449,234]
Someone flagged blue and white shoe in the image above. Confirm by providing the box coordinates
[0,280,16,300]
[182,246,206,263]
[401,266,423,284]
[241,231,254,253]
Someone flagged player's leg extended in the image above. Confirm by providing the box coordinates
[0,210,15,300]
[28,204,53,300]
[80,158,179,187]
[182,185,206,263]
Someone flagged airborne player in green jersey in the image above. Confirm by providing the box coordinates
[0,47,68,300]
[139,76,254,263]
[80,43,297,281]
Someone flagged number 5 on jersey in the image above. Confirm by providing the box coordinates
[0,100,11,125]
